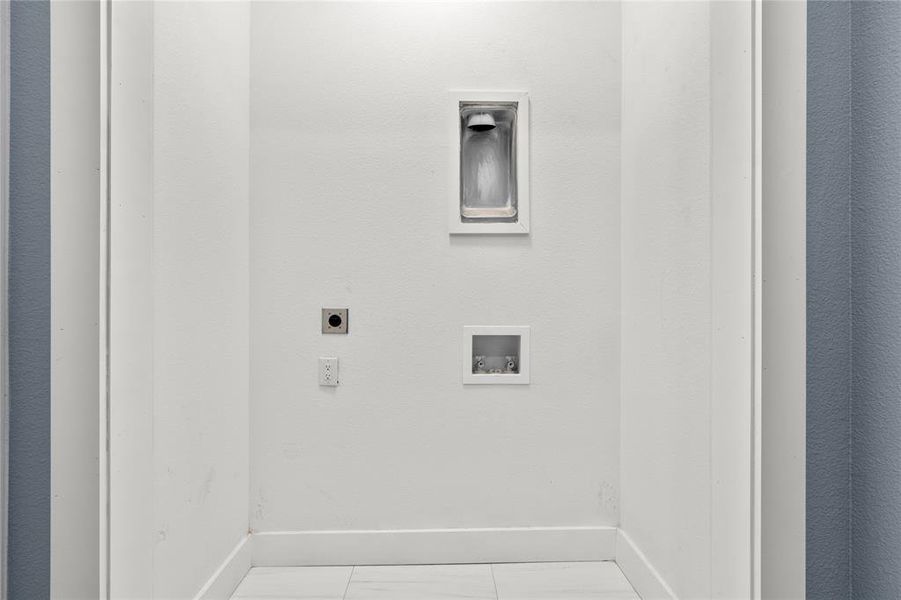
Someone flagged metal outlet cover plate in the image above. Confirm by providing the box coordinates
[321,308,348,334]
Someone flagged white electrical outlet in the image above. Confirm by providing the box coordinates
[319,357,339,386]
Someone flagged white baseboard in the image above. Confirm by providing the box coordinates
[252,526,616,567]
[191,526,666,600]
[616,529,677,600]
[193,535,253,600]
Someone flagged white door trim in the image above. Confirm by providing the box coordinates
[709,1,760,596]
[760,1,807,597]
[98,0,110,597]
[105,1,155,597]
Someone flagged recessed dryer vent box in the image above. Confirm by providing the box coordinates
[449,91,530,235]
[462,326,530,385]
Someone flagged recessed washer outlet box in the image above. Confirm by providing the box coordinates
[449,91,530,235]
[462,326,530,384]
[321,308,348,334]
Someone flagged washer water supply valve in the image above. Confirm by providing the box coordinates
[472,355,518,374]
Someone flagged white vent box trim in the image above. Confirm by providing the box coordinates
[449,91,530,235]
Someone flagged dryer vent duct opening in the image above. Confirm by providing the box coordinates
[466,113,496,132]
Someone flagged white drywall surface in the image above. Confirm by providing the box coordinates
[150,2,250,597]
[249,1,622,534]
[620,2,714,598]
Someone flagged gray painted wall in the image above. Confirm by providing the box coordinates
[808,2,901,598]
[807,2,851,598]
[850,2,901,598]
[7,1,51,598]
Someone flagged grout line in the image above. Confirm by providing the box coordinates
[489,563,500,600]
[341,565,355,600]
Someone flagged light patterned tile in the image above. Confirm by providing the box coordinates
[344,564,497,600]
[492,562,639,600]
[232,566,352,600]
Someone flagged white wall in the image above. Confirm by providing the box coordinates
[249,1,621,535]
[620,3,755,598]
[620,3,712,596]
[110,2,251,598]
[151,2,250,597]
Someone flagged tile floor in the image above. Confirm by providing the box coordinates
[231,561,641,600]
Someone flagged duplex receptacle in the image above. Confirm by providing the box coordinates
[318,357,338,386]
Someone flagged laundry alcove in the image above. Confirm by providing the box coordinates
[103,2,773,599]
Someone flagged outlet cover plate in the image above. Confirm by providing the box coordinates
[319,357,339,386]
[322,308,348,334]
